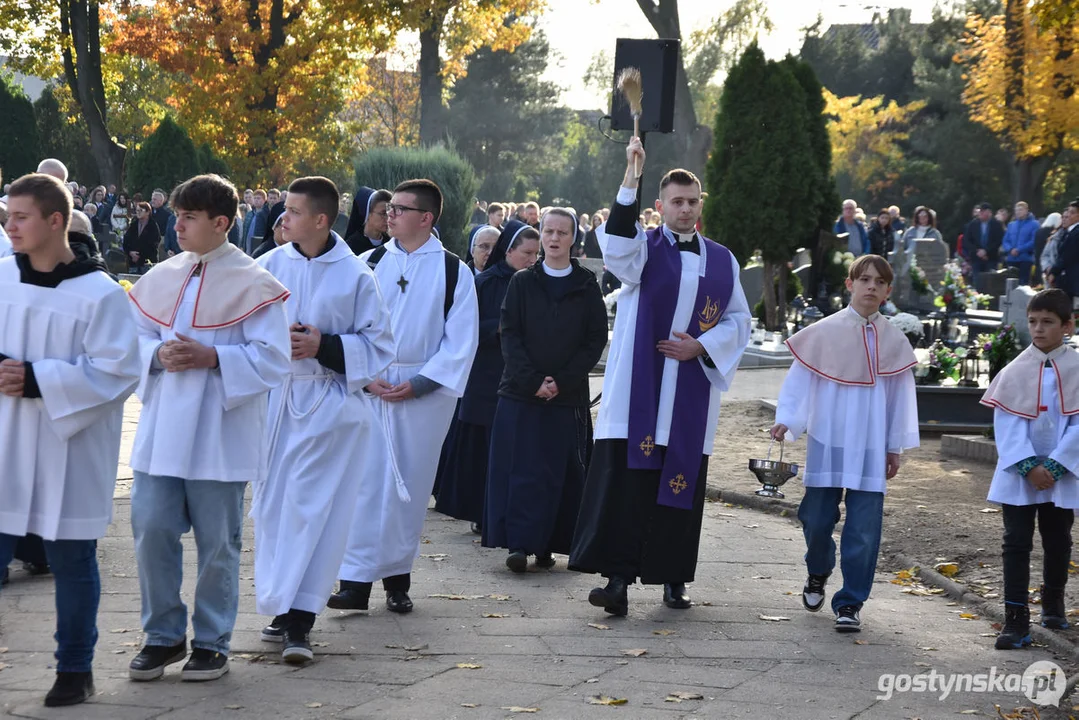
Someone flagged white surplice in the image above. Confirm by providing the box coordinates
[252,238,395,615]
[0,225,11,258]
[594,187,753,453]
[775,317,920,494]
[129,272,291,483]
[339,235,479,583]
[0,258,140,540]
[988,367,1079,509]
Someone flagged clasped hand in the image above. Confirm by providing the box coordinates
[535,376,559,401]
[290,323,321,360]
[658,332,704,362]
[158,333,218,372]
[0,358,26,397]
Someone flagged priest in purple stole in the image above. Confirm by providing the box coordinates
[568,137,752,616]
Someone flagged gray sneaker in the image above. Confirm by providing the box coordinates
[834,605,861,633]
[802,573,828,613]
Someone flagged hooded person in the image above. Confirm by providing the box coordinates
[435,221,541,530]
[343,187,392,256]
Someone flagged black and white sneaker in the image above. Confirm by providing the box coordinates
[181,649,229,682]
[128,640,187,681]
[802,573,829,613]
[834,605,861,633]
[260,614,290,643]
[282,625,314,665]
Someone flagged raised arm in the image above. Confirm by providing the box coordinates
[598,137,649,287]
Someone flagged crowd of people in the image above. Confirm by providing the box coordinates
[833,196,1079,300]
[2,144,1078,714]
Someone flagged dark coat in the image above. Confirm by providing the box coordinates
[122,219,160,268]
[151,206,172,237]
[459,260,515,426]
[867,221,896,256]
[962,217,1005,264]
[498,260,607,408]
[1051,224,1079,298]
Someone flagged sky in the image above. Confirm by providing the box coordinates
[539,0,938,110]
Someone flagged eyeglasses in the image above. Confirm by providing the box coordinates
[474,242,496,253]
[386,203,427,217]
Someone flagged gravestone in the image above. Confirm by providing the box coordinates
[741,264,764,308]
[793,264,812,297]
[1001,280,1035,344]
[912,238,948,312]
[793,248,811,269]
[978,269,1013,308]
[578,258,605,288]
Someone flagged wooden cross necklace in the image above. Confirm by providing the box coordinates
[396,275,409,292]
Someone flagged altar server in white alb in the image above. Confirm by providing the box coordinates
[568,138,752,616]
[254,176,394,663]
[0,170,13,258]
[126,174,291,683]
[0,174,140,707]
[329,179,479,614]
[980,288,1079,650]
[771,254,919,633]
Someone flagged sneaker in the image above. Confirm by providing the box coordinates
[506,551,528,573]
[128,640,187,681]
[834,605,861,633]
[44,671,94,707]
[282,625,314,665]
[181,649,229,682]
[260,614,290,643]
[802,573,829,613]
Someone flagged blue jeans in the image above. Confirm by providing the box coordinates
[0,534,100,672]
[798,487,884,613]
[131,472,245,654]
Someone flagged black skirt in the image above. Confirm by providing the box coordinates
[483,397,588,555]
[569,439,708,585]
[433,420,491,524]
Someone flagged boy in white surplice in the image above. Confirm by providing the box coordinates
[0,174,140,707]
[980,288,1079,649]
[254,177,394,663]
[126,175,291,683]
[771,255,919,634]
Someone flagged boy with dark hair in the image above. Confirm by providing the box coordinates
[981,288,1079,649]
[772,254,919,633]
[330,178,478,614]
[487,202,506,228]
[253,176,394,663]
[126,174,291,682]
[0,173,140,706]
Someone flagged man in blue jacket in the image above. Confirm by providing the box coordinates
[833,199,869,256]
[1001,201,1039,285]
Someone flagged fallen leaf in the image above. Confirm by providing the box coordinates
[420,553,449,559]
[853,640,868,645]
[456,663,483,669]
[958,613,979,620]
[460,703,478,708]
[751,575,771,580]
[0,648,6,653]
[717,512,737,517]
[305,702,323,708]
[482,613,506,619]
[914,662,932,668]
[0,662,8,671]
[119,641,139,647]
[621,648,647,657]
[979,508,1000,513]
[488,594,512,601]
[652,629,676,636]
[586,678,599,683]
[700,601,713,606]
[224,705,244,710]
[588,695,628,706]
[959,711,978,715]
[665,691,704,703]
[587,623,610,631]
[758,614,791,622]
[385,644,401,649]
[615,660,629,665]
[112,649,126,654]
[501,707,540,713]
[916,504,928,509]
[934,561,959,577]
[743,524,760,529]
[979,632,997,637]
[428,594,484,600]
[404,644,428,652]
[109,628,130,634]
[919,646,938,651]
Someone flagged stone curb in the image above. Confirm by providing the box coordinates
[708,482,1079,696]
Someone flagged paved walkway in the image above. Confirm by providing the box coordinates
[2,491,1070,719]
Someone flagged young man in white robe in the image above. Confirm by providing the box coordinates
[253,177,394,663]
[568,138,752,615]
[0,173,140,706]
[771,255,919,633]
[329,179,479,614]
[126,174,291,682]
[980,288,1079,649]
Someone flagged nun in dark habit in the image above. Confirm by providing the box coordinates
[483,209,608,572]
[343,186,392,255]
[435,221,540,530]
[466,225,500,274]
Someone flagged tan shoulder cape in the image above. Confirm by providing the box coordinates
[785,306,917,386]
[128,241,289,329]
[980,344,1079,419]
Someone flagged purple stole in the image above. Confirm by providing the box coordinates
[626,227,735,510]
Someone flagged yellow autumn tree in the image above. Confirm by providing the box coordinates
[823,89,926,202]
[110,0,394,185]
[959,0,1079,210]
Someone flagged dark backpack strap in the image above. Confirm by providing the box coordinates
[443,249,460,320]
[367,244,388,269]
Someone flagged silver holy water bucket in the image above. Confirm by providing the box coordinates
[748,440,799,499]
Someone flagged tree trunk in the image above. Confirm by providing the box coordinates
[776,265,788,335]
[418,10,446,146]
[633,0,710,177]
[62,0,126,187]
[762,261,777,331]
[1012,154,1056,215]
